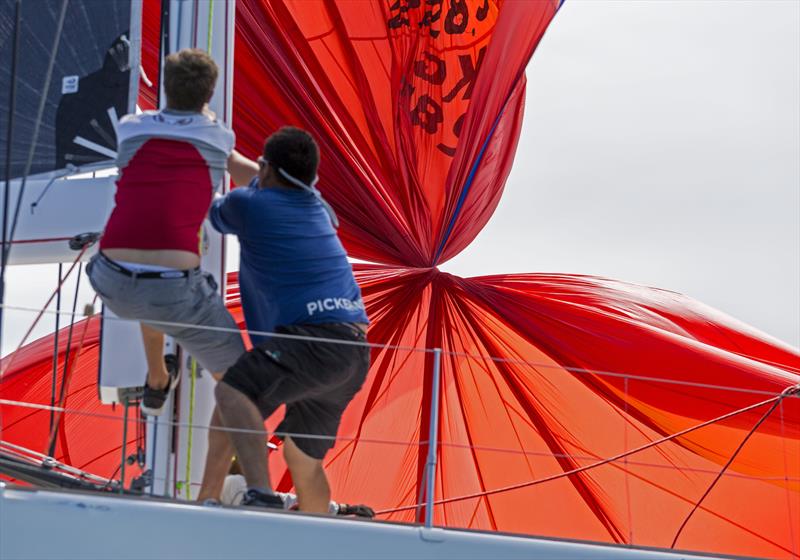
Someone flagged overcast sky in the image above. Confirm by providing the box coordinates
[2,0,798,355]
[444,0,800,347]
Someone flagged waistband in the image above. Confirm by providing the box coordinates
[280,322,368,341]
[97,252,199,279]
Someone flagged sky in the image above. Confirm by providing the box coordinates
[2,0,799,355]
[443,0,800,348]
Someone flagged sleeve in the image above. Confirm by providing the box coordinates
[209,188,249,235]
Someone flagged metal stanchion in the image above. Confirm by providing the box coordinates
[424,348,442,529]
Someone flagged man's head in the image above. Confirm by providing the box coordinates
[258,126,320,188]
[163,48,218,112]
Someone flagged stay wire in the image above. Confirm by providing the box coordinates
[44,293,97,457]
[6,0,71,267]
[48,263,63,433]
[48,262,83,457]
[0,245,87,378]
[0,0,22,355]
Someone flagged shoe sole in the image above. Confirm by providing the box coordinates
[140,371,180,417]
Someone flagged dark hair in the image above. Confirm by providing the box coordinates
[263,126,319,186]
[163,49,218,112]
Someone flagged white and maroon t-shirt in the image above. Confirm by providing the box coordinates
[100,109,235,255]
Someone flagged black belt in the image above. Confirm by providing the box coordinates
[99,253,197,279]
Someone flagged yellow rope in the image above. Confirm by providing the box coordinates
[206,0,214,53]
[183,357,197,500]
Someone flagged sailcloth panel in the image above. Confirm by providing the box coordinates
[230,0,559,266]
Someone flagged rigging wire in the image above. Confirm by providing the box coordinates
[3,394,797,485]
[1,301,795,400]
[0,245,88,377]
[47,262,83,457]
[44,293,98,457]
[374,388,799,515]
[0,0,23,355]
[6,0,71,267]
[669,383,800,549]
[48,264,63,432]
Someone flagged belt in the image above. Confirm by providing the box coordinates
[98,253,198,279]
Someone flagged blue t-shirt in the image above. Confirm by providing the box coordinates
[209,179,368,344]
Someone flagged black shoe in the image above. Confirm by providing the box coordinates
[141,354,179,417]
[337,503,375,518]
[242,489,284,510]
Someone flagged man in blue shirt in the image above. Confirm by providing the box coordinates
[201,127,370,513]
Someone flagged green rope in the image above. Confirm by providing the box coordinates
[183,357,197,500]
[206,0,214,53]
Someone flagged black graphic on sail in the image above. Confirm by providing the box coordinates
[0,0,139,180]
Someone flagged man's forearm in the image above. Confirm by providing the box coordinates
[228,150,259,186]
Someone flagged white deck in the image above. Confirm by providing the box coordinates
[0,483,722,560]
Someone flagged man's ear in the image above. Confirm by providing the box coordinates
[258,162,270,187]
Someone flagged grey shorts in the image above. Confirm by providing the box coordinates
[86,253,245,373]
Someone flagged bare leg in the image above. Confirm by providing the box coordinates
[195,406,234,502]
[214,382,272,492]
[140,324,168,390]
[283,436,330,513]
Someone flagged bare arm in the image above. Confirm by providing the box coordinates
[227,150,259,187]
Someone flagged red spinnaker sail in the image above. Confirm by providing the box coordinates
[3,1,799,558]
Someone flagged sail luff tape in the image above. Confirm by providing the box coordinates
[276,167,340,228]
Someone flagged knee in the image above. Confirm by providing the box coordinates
[284,438,323,480]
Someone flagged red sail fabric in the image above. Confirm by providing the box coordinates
[1,270,798,558]
[232,0,558,266]
[137,0,161,111]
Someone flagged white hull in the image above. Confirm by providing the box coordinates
[0,484,719,560]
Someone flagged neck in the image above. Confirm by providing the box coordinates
[164,106,201,115]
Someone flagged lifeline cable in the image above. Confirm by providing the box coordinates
[3,395,797,485]
[1,301,793,401]
[374,388,796,515]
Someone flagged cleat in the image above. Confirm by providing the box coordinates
[140,354,179,417]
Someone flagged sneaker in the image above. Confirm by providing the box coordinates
[140,354,179,417]
[336,503,375,518]
[241,489,284,510]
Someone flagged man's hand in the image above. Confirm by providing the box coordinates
[202,103,217,120]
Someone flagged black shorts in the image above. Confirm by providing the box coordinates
[221,323,370,460]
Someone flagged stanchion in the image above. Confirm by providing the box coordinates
[119,396,129,494]
[424,348,442,529]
